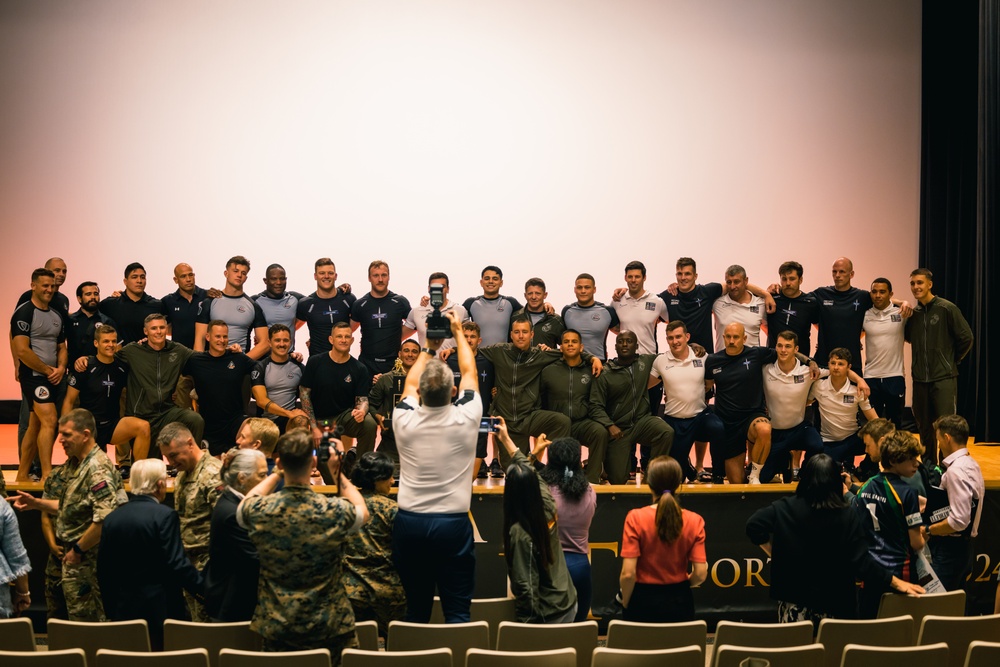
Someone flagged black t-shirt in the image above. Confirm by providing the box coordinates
[767,292,820,354]
[184,351,254,428]
[659,283,723,352]
[67,310,115,365]
[704,346,777,421]
[300,353,372,421]
[99,293,163,346]
[296,290,358,356]
[161,287,207,349]
[68,357,128,424]
[447,351,494,413]
[811,286,872,368]
[349,292,411,371]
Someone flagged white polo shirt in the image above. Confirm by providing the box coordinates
[808,378,872,442]
[713,293,767,351]
[650,348,707,419]
[611,291,668,355]
[763,361,827,429]
[862,304,905,378]
[393,391,482,514]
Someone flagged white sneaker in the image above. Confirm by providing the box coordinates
[748,462,762,484]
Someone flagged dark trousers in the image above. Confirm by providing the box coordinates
[912,378,958,464]
[824,434,865,468]
[623,581,694,623]
[603,416,673,485]
[762,422,823,483]
[929,536,973,592]
[393,510,475,623]
[866,376,906,429]
[663,409,725,482]
[564,552,591,623]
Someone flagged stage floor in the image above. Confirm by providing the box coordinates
[4,423,1000,492]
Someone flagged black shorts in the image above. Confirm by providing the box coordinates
[95,419,120,448]
[21,372,58,405]
[718,412,767,460]
[476,432,489,459]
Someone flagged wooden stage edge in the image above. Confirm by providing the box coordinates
[4,416,1000,493]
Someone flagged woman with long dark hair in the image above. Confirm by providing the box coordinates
[539,437,595,622]
[746,453,924,624]
[497,419,578,624]
[343,451,407,636]
[619,456,706,622]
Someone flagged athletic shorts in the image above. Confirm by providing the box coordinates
[21,373,58,405]
[95,419,121,448]
[718,412,767,460]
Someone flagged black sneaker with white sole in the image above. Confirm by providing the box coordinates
[489,459,504,478]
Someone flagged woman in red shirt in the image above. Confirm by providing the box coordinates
[619,456,707,622]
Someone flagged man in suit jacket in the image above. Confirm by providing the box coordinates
[205,448,266,621]
[97,458,204,650]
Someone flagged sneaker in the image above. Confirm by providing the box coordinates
[791,468,801,482]
[748,475,762,485]
[697,470,714,484]
[118,465,131,481]
[748,462,763,484]
[477,460,489,479]
[489,459,504,478]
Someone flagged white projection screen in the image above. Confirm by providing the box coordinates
[0,0,922,400]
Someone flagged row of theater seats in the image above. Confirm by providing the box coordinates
[1,591,999,667]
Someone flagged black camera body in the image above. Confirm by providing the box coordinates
[425,283,450,340]
[315,422,344,486]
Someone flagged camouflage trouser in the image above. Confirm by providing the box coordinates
[62,550,105,622]
[184,551,211,622]
[350,596,407,638]
[45,553,68,619]
[263,631,359,667]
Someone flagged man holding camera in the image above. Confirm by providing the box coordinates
[238,429,370,659]
[392,309,482,623]
[403,272,469,347]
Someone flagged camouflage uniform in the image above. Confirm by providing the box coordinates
[174,452,223,621]
[368,370,407,463]
[239,484,360,664]
[343,490,407,636]
[56,445,127,621]
[41,463,73,618]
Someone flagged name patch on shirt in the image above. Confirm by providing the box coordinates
[891,314,902,322]
[91,480,111,498]
[712,367,722,375]
[843,395,855,404]
[823,300,834,306]
[645,302,656,311]
[693,359,703,368]
[794,375,805,384]
[749,305,759,313]
[670,299,680,306]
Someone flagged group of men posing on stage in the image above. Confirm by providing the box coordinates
[11,253,973,488]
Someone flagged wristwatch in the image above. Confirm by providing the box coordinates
[71,542,85,555]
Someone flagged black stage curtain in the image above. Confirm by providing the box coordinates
[919,1,999,441]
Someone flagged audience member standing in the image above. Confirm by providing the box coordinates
[98,459,204,650]
[343,451,407,637]
[205,449,267,622]
[238,429,369,662]
[392,311,481,623]
[539,437,595,622]
[619,456,706,623]
[746,454,923,624]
